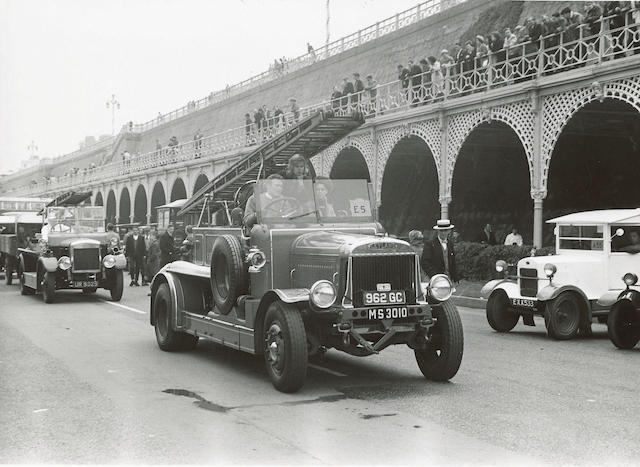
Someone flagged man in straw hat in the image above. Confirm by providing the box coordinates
[420,219,458,283]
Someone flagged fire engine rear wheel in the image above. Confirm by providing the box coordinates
[153,283,199,351]
[486,290,519,332]
[18,262,34,295]
[415,301,464,382]
[607,300,640,349]
[210,235,248,315]
[110,270,124,302]
[43,272,56,304]
[263,301,308,393]
[544,293,581,340]
[4,257,12,285]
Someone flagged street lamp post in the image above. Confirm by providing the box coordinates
[106,94,120,135]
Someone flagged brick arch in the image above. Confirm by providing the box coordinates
[445,101,535,200]
[375,119,441,203]
[541,76,640,194]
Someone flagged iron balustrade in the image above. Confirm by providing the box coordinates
[13,9,640,197]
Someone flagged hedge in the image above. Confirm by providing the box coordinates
[455,242,556,281]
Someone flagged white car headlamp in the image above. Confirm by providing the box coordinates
[103,254,116,269]
[495,260,508,273]
[428,274,453,302]
[623,272,638,286]
[309,280,337,309]
[58,256,71,270]
[544,263,557,278]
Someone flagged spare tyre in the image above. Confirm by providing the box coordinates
[210,235,248,315]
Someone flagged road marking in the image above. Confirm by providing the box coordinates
[33,408,48,413]
[308,363,346,377]
[100,300,146,315]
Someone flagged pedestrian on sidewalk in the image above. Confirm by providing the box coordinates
[420,219,459,283]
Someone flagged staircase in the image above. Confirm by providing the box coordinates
[178,110,364,216]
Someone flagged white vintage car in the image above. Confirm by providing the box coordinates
[481,209,640,340]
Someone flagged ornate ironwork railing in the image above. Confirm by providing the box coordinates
[14,9,640,196]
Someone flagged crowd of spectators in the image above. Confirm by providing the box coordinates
[243,98,299,145]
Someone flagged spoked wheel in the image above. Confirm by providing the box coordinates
[153,283,198,351]
[42,272,56,304]
[4,258,13,285]
[486,290,519,332]
[545,293,581,340]
[415,301,464,382]
[263,300,307,393]
[607,300,640,349]
[110,270,124,301]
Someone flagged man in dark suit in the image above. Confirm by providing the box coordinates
[125,226,146,286]
[159,225,175,267]
[420,219,458,283]
[478,223,496,245]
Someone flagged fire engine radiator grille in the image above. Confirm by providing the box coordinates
[351,255,416,306]
[73,248,101,271]
[519,268,538,297]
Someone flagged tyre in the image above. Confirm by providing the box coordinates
[210,235,248,315]
[263,301,308,393]
[607,300,640,349]
[43,272,56,304]
[486,290,519,332]
[18,262,34,295]
[110,270,124,302]
[415,300,464,382]
[153,283,198,351]
[545,293,581,340]
[5,257,12,285]
[82,287,97,294]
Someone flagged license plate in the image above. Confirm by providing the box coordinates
[363,290,406,306]
[74,281,97,288]
[367,307,409,320]
[511,298,535,308]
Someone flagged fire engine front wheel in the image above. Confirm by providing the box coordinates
[110,270,124,301]
[153,283,198,351]
[42,272,56,304]
[486,290,519,332]
[607,300,640,349]
[263,301,308,393]
[545,293,581,340]
[4,257,12,285]
[415,301,464,382]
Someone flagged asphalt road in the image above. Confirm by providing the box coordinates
[0,275,638,465]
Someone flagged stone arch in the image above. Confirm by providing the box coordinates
[541,76,640,193]
[94,192,103,206]
[133,184,148,224]
[119,187,131,224]
[450,120,532,243]
[170,178,187,202]
[445,100,534,199]
[375,119,441,203]
[106,189,117,224]
[379,135,440,236]
[150,181,166,224]
[329,147,371,181]
[314,133,374,179]
[193,173,209,195]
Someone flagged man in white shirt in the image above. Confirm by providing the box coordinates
[504,227,524,246]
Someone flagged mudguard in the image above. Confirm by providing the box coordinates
[39,257,58,273]
[113,253,127,270]
[599,289,640,308]
[267,288,310,304]
[149,271,181,327]
[480,279,516,299]
[537,284,588,305]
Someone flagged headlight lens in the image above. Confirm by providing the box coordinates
[103,254,116,269]
[309,280,337,309]
[495,260,508,273]
[623,272,638,286]
[544,263,557,278]
[429,274,453,302]
[58,256,71,270]
[247,249,266,270]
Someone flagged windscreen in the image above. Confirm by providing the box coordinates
[254,179,373,224]
[45,206,105,233]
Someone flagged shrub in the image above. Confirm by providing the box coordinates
[455,242,556,281]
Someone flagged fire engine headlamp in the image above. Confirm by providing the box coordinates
[58,256,71,270]
[544,263,557,278]
[309,280,337,309]
[428,274,453,302]
[623,272,638,286]
[103,254,116,269]
[246,248,266,272]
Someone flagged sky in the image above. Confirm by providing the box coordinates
[0,0,423,174]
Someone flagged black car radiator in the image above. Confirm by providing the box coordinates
[72,248,101,271]
[519,268,538,297]
[351,254,416,306]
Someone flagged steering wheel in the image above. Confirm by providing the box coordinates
[261,197,301,217]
